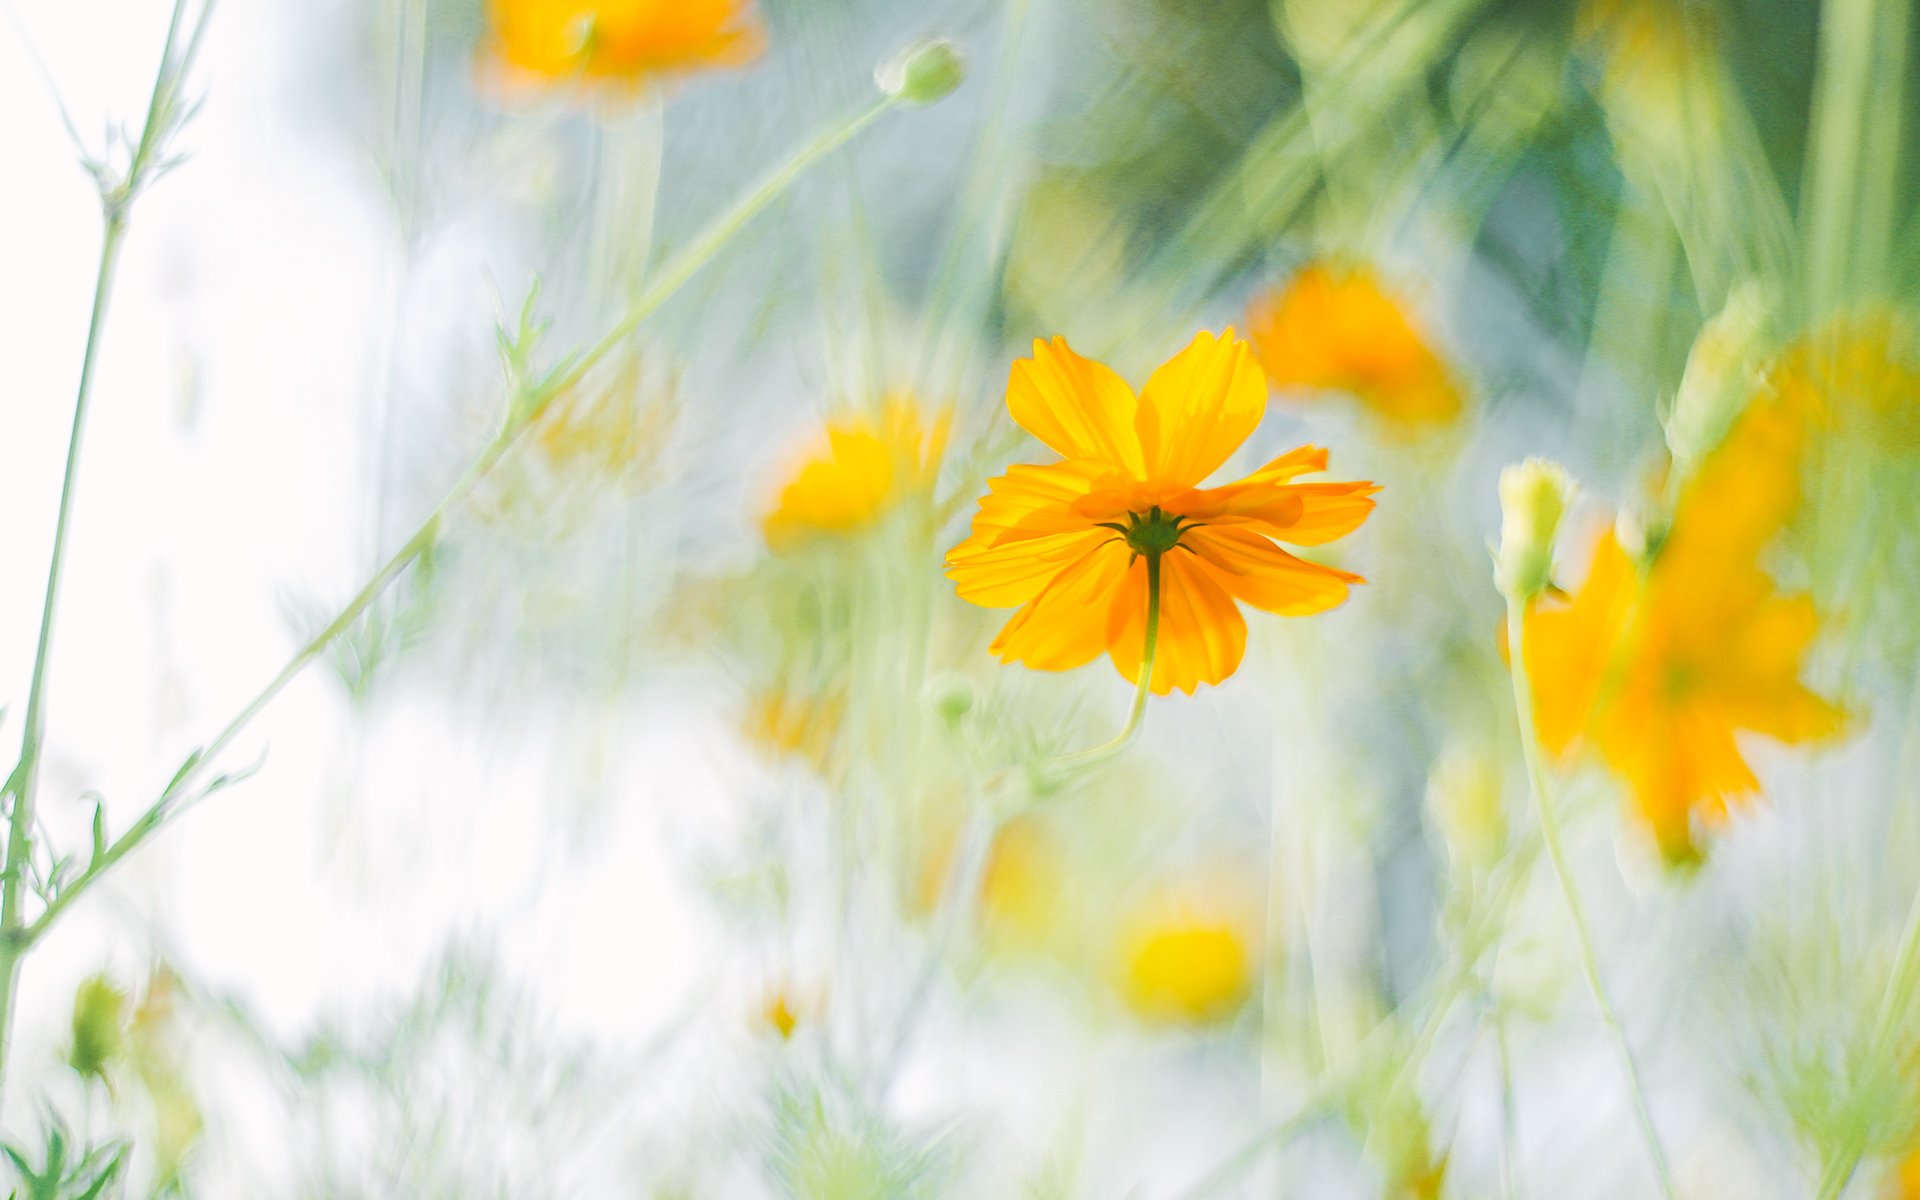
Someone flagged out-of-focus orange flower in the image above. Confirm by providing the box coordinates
[485,0,763,91]
[1523,400,1845,861]
[533,355,672,494]
[1884,1144,1920,1199]
[763,400,947,551]
[1247,264,1463,428]
[1772,308,1920,445]
[946,331,1376,695]
[761,990,798,1039]
[1117,886,1255,1025]
[742,686,844,772]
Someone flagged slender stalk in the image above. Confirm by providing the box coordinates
[0,215,129,1098]
[0,0,205,1107]
[11,87,905,981]
[1497,1014,1520,1200]
[1050,551,1161,770]
[1503,603,1676,1200]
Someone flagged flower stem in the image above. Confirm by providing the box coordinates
[0,213,129,1106]
[1503,602,1677,1200]
[1051,550,1161,770]
[0,0,205,1108]
[4,87,904,1030]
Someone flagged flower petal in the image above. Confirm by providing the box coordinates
[948,528,1110,608]
[1134,329,1266,487]
[1106,551,1248,696]
[950,459,1110,553]
[1522,531,1636,758]
[988,540,1132,671]
[1007,337,1145,474]
[1182,526,1359,616]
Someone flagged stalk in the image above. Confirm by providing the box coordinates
[0,85,908,1097]
[1503,603,1676,1199]
[0,0,205,1107]
[1050,550,1161,770]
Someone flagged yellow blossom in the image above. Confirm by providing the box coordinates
[1117,886,1255,1025]
[946,331,1377,695]
[1884,1145,1920,1200]
[1247,263,1463,428]
[532,354,672,495]
[762,990,798,1039]
[763,399,948,551]
[742,685,844,772]
[1522,400,1845,861]
[485,0,763,92]
[1772,307,1920,447]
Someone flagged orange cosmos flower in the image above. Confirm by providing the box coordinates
[1522,400,1845,861]
[485,0,763,91]
[946,331,1377,695]
[1247,263,1463,428]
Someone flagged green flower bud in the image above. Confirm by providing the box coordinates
[1666,282,1773,468]
[1496,458,1576,601]
[925,673,975,727]
[876,38,965,106]
[68,973,128,1083]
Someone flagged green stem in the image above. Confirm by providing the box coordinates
[547,93,897,402]
[1503,602,1676,1200]
[1810,889,1920,1200]
[13,88,904,972]
[1050,550,1160,770]
[0,0,204,1108]
[0,213,129,1101]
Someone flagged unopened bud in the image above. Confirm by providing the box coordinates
[1496,458,1576,600]
[68,973,127,1082]
[877,38,965,106]
[1427,747,1506,873]
[1667,282,1772,467]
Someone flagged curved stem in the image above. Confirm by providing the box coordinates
[1504,602,1676,1200]
[17,88,905,954]
[1050,551,1161,771]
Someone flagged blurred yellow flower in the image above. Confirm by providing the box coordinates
[742,685,844,772]
[946,331,1376,695]
[763,400,947,551]
[1523,401,1845,861]
[1118,890,1255,1025]
[533,355,672,495]
[1884,1144,1920,1200]
[1247,263,1463,428]
[1773,308,1920,445]
[485,0,763,90]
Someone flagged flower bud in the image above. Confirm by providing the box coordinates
[68,973,128,1083]
[1496,458,1576,601]
[1666,282,1772,467]
[925,673,975,727]
[876,38,964,106]
[1427,746,1506,873]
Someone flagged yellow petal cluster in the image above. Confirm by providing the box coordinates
[763,400,947,551]
[1247,264,1463,428]
[946,331,1377,695]
[486,0,762,90]
[1773,307,1920,447]
[1116,889,1255,1025]
[1523,399,1845,861]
